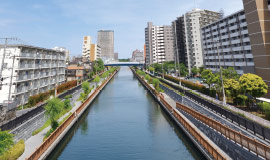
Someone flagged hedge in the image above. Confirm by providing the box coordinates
[164,75,216,98]
[27,80,77,108]
[57,80,77,94]
[0,140,25,160]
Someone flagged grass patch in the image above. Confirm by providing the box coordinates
[0,140,25,160]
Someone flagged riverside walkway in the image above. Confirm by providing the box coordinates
[19,76,108,160]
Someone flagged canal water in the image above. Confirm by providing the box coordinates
[47,67,205,160]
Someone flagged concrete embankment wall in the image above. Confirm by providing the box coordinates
[131,68,231,160]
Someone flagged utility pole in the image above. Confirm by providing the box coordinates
[8,55,15,102]
[215,40,226,105]
[173,22,181,86]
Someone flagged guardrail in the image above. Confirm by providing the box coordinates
[159,96,227,160]
[27,70,118,160]
[159,77,270,141]
[176,102,270,160]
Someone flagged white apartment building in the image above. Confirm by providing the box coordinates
[145,22,174,65]
[183,9,220,74]
[52,46,70,62]
[82,36,92,60]
[201,10,255,75]
[0,45,66,106]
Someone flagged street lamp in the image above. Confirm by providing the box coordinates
[212,40,226,105]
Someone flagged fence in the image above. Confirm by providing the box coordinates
[27,70,117,160]
[177,102,270,160]
[160,78,270,141]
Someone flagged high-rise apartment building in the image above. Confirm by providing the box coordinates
[97,30,114,60]
[90,44,101,62]
[82,36,92,60]
[242,0,270,97]
[201,10,255,75]
[0,45,66,106]
[145,22,174,65]
[173,9,220,74]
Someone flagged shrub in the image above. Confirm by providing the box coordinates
[0,140,25,160]
[145,75,150,81]
[258,102,270,120]
[44,128,54,141]
[152,78,160,89]
[51,121,59,130]
[64,95,72,99]
[149,78,153,84]
[57,80,77,94]
[164,74,211,96]
[64,99,71,110]
[0,130,14,155]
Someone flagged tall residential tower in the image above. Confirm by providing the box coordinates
[145,22,174,65]
[97,30,114,60]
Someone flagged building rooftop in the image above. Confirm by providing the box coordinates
[0,44,65,53]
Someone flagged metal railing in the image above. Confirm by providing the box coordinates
[176,102,270,160]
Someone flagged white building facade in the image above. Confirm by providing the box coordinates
[145,22,174,65]
[82,36,92,60]
[0,45,66,106]
[52,46,70,62]
[201,10,255,75]
[183,9,220,74]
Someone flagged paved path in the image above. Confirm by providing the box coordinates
[18,79,105,160]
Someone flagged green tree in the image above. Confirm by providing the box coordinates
[64,98,71,110]
[88,71,95,79]
[152,78,160,89]
[82,81,90,95]
[45,98,64,129]
[199,66,205,75]
[224,78,240,99]
[145,74,150,81]
[179,63,188,77]
[239,73,268,99]
[0,130,14,155]
[201,69,215,88]
[149,67,154,74]
[93,75,100,87]
[222,67,239,80]
[191,67,198,77]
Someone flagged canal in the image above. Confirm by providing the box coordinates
[47,67,205,160]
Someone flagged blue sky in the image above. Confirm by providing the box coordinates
[0,0,243,58]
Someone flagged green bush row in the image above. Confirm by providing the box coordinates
[164,75,216,98]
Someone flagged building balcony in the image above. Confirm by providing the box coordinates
[231,39,240,44]
[242,37,250,43]
[232,47,242,51]
[20,53,35,59]
[245,54,253,58]
[240,22,247,27]
[234,54,244,58]
[235,62,246,66]
[230,32,239,37]
[228,18,236,24]
[241,30,248,35]
[229,25,238,31]
[244,46,251,50]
